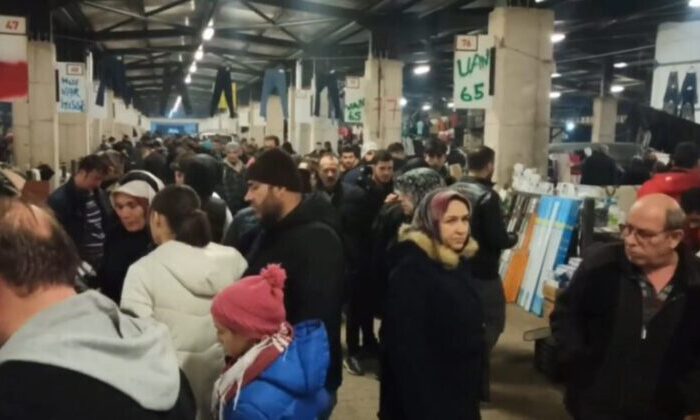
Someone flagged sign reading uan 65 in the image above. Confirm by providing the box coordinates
[453,35,495,110]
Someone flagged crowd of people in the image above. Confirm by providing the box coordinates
[0,131,699,420]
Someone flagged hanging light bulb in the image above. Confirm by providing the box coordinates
[189,62,197,73]
[202,27,215,41]
[194,46,204,61]
[185,74,192,84]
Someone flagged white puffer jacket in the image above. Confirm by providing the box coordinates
[121,240,247,420]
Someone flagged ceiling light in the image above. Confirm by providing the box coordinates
[208,19,214,27]
[189,62,197,73]
[610,85,625,93]
[413,64,431,75]
[691,0,700,7]
[614,62,628,68]
[169,95,182,119]
[400,97,407,107]
[447,102,454,108]
[184,17,189,26]
[185,74,191,84]
[194,46,204,61]
[202,27,215,41]
[549,91,561,99]
[551,72,562,78]
[422,103,432,111]
[535,0,546,2]
[551,33,566,43]
[566,121,575,132]
[190,0,195,11]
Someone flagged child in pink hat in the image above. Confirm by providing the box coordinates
[210,264,331,420]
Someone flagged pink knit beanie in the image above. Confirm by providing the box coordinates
[211,264,287,339]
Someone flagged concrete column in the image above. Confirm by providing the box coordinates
[363,58,403,149]
[484,7,554,184]
[12,41,59,183]
[591,96,617,143]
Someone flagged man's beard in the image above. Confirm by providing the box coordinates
[258,194,284,228]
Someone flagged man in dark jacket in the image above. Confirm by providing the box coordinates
[140,140,168,183]
[243,149,345,418]
[580,147,618,186]
[48,154,114,271]
[551,194,700,419]
[217,140,247,214]
[0,197,195,420]
[402,140,454,184]
[317,153,375,375]
[454,145,517,401]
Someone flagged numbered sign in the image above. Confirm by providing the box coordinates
[57,62,87,113]
[344,77,364,124]
[0,15,28,102]
[453,35,495,110]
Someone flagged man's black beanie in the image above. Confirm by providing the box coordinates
[246,148,303,192]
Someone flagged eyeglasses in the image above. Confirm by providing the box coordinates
[619,224,672,242]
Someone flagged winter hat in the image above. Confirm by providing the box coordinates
[111,170,164,207]
[211,264,288,339]
[246,149,302,192]
[395,168,445,207]
[361,141,379,158]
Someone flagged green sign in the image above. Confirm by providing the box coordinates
[345,98,365,123]
[453,35,494,110]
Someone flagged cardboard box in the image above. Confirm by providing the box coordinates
[543,281,560,302]
[543,299,556,319]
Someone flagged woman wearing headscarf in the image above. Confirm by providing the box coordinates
[370,168,445,318]
[379,189,483,420]
[98,170,164,303]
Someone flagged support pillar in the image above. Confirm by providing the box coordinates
[12,41,59,184]
[591,96,617,144]
[363,58,403,149]
[484,7,554,184]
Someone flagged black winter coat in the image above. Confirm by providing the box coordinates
[47,177,114,261]
[97,225,152,303]
[223,206,261,257]
[455,177,517,279]
[0,362,195,420]
[245,193,345,391]
[380,231,483,420]
[370,202,406,317]
[551,243,700,419]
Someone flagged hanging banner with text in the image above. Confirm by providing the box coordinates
[344,76,364,124]
[453,35,495,110]
[57,62,87,113]
[0,15,28,102]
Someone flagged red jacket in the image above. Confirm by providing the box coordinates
[637,169,700,201]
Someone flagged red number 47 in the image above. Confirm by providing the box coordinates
[6,20,19,30]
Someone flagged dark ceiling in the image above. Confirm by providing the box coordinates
[33,0,700,118]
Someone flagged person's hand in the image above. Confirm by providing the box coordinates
[385,193,399,204]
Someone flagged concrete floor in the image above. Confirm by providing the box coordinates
[332,305,572,420]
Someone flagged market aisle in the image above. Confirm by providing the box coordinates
[333,305,571,420]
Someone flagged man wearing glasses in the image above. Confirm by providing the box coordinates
[552,194,700,420]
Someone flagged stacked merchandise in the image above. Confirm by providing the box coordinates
[517,196,581,317]
[501,193,540,302]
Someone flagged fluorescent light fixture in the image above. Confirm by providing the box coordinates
[422,103,432,111]
[610,85,625,93]
[614,62,628,68]
[185,74,192,84]
[551,33,566,43]
[566,121,575,132]
[190,0,195,10]
[194,46,204,61]
[551,72,562,78]
[168,95,182,119]
[413,64,431,75]
[447,101,455,108]
[202,27,215,41]
[691,0,700,7]
[400,97,407,107]
[184,17,189,26]
[549,91,562,99]
[189,62,197,73]
[535,0,545,2]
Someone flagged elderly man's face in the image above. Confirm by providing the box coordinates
[226,149,242,165]
[623,203,684,269]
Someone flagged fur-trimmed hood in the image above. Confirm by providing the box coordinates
[398,225,478,269]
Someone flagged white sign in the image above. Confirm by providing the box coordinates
[0,15,26,35]
[453,35,494,110]
[57,62,87,113]
[344,76,364,124]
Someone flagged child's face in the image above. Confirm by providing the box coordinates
[214,319,256,359]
